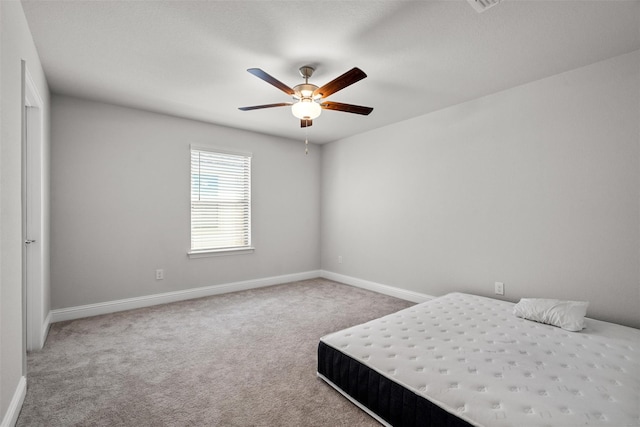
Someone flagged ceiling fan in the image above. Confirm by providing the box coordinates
[239,66,373,128]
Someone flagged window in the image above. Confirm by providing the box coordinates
[190,147,252,255]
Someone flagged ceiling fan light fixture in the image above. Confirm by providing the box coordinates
[292,99,321,120]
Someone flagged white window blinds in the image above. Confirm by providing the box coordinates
[190,148,251,252]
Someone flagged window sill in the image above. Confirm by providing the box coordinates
[188,247,255,259]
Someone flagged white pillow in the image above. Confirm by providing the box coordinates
[513,298,589,332]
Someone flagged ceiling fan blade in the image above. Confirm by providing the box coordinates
[321,101,373,115]
[238,102,292,111]
[301,119,313,128]
[247,68,295,95]
[313,67,367,98]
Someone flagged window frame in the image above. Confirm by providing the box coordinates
[187,145,254,258]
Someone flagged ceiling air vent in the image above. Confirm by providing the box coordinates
[467,0,502,13]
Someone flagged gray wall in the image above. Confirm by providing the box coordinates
[321,51,640,328]
[0,0,51,420]
[50,96,320,309]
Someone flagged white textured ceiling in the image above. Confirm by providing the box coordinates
[21,0,640,144]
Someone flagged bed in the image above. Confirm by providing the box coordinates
[317,292,639,427]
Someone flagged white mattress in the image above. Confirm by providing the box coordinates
[320,292,640,427]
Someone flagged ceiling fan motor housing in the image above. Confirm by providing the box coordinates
[293,83,320,100]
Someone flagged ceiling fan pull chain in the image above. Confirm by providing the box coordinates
[305,127,309,155]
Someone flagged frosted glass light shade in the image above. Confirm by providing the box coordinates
[291,99,321,120]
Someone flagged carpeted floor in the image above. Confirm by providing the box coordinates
[17,278,414,426]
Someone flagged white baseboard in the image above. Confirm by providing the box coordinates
[40,311,52,347]
[50,270,322,323]
[48,270,430,323]
[320,270,433,303]
[0,376,26,427]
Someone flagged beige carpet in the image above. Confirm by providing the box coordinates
[17,278,414,426]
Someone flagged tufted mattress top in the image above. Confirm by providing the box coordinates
[319,292,640,427]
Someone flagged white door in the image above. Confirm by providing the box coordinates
[23,63,45,353]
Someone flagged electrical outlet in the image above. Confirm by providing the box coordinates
[338,255,343,264]
[156,269,164,280]
[494,282,504,295]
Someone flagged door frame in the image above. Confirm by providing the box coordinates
[22,61,46,355]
